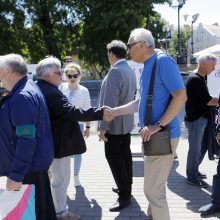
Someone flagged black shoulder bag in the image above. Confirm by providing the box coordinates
[142,59,172,156]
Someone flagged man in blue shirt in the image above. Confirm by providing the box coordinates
[0,54,56,219]
[109,28,186,220]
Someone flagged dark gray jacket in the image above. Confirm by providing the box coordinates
[98,60,137,134]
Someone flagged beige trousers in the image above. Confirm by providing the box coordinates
[144,138,179,220]
[49,156,71,216]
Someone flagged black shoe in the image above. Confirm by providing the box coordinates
[112,187,119,193]
[187,179,208,188]
[198,171,207,179]
[109,197,131,212]
[199,203,220,216]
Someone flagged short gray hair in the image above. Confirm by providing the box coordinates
[198,53,217,64]
[129,28,155,48]
[36,57,61,79]
[0,54,27,76]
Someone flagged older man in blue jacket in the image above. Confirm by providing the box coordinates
[0,54,56,219]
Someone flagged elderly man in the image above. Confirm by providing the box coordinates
[0,54,56,219]
[108,28,186,220]
[35,57,112,220]
[98,40,137,212]
[185,53,218,189]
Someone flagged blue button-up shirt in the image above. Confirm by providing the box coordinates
[139,52,185,138]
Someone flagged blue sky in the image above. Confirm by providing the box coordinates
[154,0,219,27]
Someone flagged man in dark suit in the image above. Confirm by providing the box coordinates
[98,40,137,212]
[35,56,113,220]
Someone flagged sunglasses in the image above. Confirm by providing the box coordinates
[127,41,142,50]
[66,74,80,79]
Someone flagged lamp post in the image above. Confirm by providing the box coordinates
[184,13,199,64]
[169,0,186,64]
[191,13,199,63]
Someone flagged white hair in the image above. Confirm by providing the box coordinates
[198,53,217,64]
[36,57,61,79]
[129,28,155,48]
[0,54,27,76]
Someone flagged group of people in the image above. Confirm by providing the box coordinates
[0,26,220,220]
[0,54,112,220]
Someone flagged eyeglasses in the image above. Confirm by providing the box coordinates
[127,41,142,50]
[66,74,80,79]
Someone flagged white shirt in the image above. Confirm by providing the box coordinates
[59,83,91,110]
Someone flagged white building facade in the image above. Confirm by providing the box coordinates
[187,23,220,57]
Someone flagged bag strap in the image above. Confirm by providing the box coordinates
[144,58,157,126]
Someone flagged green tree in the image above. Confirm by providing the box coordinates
[17,0,80,62]
[168,25,191,62]
[73,0,169,78]
[0,1,27,56]
[1,0,170,67]
[146,12,169,46]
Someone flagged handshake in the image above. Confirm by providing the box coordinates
[102,106,117,121]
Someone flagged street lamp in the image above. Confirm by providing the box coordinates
[169,0,186,64]
[191,13,199,63]
[162,24,172,53]
[184,13,199,64]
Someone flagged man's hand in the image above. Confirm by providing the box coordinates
[98,129,108,142]
[6,178,22,191]
[102,107,114,121]
[140,125,160,142]
[216,132,220,146]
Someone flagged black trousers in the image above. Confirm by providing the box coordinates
[23,170,57,220]
[105,133,132,199]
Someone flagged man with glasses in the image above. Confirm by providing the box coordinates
[107,28,186,220]
[98,40,137,212]
[35,56,113,220]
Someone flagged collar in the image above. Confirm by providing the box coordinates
[8,76,28,97]
[37,79,58,89]
[195,72,206,80]
[144,52,157,64]
[112,59,126,67]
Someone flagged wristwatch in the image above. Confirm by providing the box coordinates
[155,121,165,129]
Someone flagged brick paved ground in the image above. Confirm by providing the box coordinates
[63,122,219,220]
[0,120,220,219]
